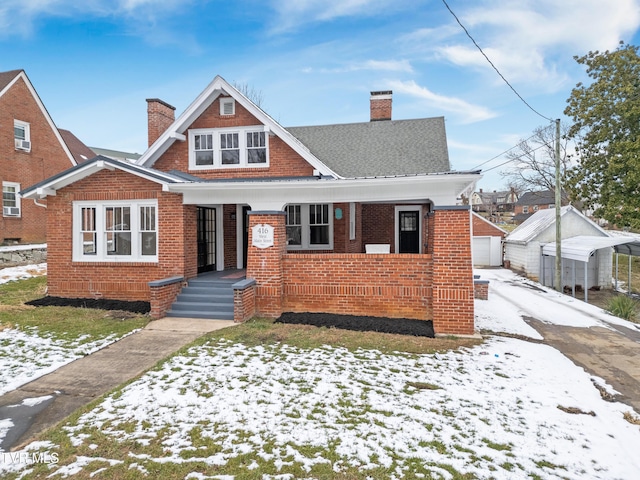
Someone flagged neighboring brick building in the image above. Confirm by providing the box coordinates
[23,76,482,335]
[0,70,77,244]
[513,189,569,224]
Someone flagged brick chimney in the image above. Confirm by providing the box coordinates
[370,90,392,121]
[146,98,176,147]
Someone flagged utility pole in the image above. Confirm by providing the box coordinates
[554,118,562,292]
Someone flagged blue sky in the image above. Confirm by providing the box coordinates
[2,0,640,190]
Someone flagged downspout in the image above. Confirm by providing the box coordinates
[32,199,47,208]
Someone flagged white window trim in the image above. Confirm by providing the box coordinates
[14,120,31,152]
[72,199,158,263]
[220,98,235,115]
[286,203,333,251]
[2,182,21,217]
[188,126,269,170]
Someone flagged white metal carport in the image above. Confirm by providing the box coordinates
[540,235,638,301]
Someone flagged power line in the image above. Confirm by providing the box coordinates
[441,0,554,123]
[470,128,551,170]
[481,141,552,173]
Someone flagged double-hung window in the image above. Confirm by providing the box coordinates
[14,120,31,152]
[2,182,21,217]
[285,204,333,250]
[189,126,269,169]
[73,200,158,262]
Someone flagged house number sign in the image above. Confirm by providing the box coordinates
[251,224,274,249]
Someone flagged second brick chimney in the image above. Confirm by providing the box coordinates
[370,90,392,121]
[146,98,176,147]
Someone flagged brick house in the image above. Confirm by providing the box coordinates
[22,76,481,335]
[0,69,78,244]
[513,190,570,224]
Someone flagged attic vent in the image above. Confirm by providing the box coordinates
[220,98,235,116]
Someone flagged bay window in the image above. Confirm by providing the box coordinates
[285,204,333,250]
[73,200,158,262]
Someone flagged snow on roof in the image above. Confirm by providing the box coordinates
[506,206,606,244]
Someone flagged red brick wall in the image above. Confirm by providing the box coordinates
[223,204,238,268]
[46,169,194,302]
[146,99,175,147]
[152,96,315,178]
[0,75,75,243]
[234,283,256,323]
[362,204,394,251]
[431,208,474,334]
[282,254,432,320]
[245,212,286,317]
[150,279,185,318]
[472,214,506,238]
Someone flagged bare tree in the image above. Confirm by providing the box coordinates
[500,123,573,194]
[233,81,264,108]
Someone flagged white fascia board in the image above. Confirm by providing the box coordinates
[168,173,480,211]
[137,76,340,178]
[15,71,77,167]
[21,161,171,199]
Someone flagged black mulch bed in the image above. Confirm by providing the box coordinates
[276,312,435,338]
[25,296,150,314]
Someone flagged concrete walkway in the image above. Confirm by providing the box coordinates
[0,318,234,451]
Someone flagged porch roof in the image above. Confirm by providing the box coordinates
[166,171,481,210]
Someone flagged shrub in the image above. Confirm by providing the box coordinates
[606,295,639,322]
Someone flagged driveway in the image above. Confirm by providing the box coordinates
[477,268,640,412]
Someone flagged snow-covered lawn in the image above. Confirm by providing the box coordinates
[0,264,140,395]
[2,268,640,479]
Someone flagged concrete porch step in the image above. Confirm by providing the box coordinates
[165,309,234,320]
[166,275,238,321]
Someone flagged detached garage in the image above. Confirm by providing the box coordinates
[472,212,506,267]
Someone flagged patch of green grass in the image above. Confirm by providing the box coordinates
[0,277,148,344]
[482,438,512,451]
[606,294,639,322]
[207,317,482,355]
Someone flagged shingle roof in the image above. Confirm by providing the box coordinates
[0,69,22,92]
[59,129,96,164]
[287,117,450,178]
[516,190,557,206]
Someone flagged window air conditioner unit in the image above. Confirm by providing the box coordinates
[15,139,31,151]
[3,206,20,216]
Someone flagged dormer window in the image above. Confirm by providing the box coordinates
[220,98,235,116]
[189,126,269,170]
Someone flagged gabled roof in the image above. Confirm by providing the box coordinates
[21,156,186,199]
[506,205,607,244]
[0,69,76,167]
[59,129,96,164]
[137,75,339,178]
[287,117,450,177]
[0,69,22,92]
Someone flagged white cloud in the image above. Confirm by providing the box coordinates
[0,0,195,42]
[431,0,640,89]
[388,79,497,124]
[266,0,427,34]
[307,59,413,74]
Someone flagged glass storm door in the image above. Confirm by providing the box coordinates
[399,211,420,253]
[197,207,216,273]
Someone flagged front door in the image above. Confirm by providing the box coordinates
[399,211,420,253]
[197,207,216,273]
